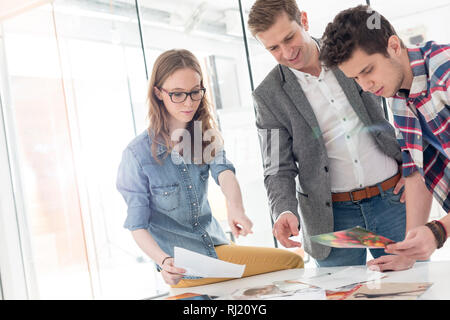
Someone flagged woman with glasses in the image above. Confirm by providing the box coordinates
[116,49,303,288]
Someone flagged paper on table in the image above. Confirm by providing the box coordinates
[298,267,385,291]
[346,282,433,300]
[270,288,327,300]
[173,247,245,278]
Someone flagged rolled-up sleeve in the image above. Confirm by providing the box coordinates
[401,150,419,177]
[116,147,151,231]
[209,148,235,185]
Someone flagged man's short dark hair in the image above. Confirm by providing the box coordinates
[319,5,404,68]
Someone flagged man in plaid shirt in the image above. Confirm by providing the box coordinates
[320,5,449,271]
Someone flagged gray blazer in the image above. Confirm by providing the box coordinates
[253,64,402,260]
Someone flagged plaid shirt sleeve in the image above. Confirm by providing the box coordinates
[391,41,450,213]
[394,126,419,177]
[401,151,419,177]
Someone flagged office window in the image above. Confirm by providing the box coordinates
[370,0,449,45]
[1,3,93,299]
[0,0,157,299]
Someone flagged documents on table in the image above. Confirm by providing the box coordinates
[173,247,245,278]
[270,288,327,300]
[222,283,327,300]
[298,267,386,291]
[346,282,433,300]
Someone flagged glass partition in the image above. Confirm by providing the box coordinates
[0,0,156,299]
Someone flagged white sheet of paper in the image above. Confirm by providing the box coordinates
[270,288,327,300]
[173,247,245,278]
[298,267,385,290]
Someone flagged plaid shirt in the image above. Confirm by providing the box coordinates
[391,41,449,213]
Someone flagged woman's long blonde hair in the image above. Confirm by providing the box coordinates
[147,49,222,164]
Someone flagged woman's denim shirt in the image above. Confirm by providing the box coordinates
[116,130,232,271]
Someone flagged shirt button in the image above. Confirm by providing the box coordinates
[417,135,421,139]
[194,223,198,226]
[354,160,358,163]
[343,118,347,121]
[164,192,168,196]
[193,202,196,206]
[331,99,335,103]
[208,244,212,247]
[188,185,192,189]
[346,135,350,139]
[202,234,207,237]
[326,202,331,207]
[324,166,329,172]
[183,168,187,172]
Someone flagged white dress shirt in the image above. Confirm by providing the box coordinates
[289,66,398,193]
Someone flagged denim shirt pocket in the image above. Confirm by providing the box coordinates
[150,183,180,212]
[199,164,209,181]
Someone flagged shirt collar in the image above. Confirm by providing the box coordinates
[156,143,167,156]
[396,44,429,99]
[395,88,410,99]
[289,43,327,85]
[147,129,170,157]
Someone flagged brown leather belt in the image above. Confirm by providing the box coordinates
[332,173,401,202]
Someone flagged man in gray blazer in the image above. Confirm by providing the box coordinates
[248,0,414,270]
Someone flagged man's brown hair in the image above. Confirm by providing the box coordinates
[319,5,404,68]
[247,0,302,37]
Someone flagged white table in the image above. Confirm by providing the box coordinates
[168,260,450,299]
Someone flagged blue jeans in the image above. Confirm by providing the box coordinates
[315,186,406,267]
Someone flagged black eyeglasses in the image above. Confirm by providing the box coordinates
[159,87,206,103]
